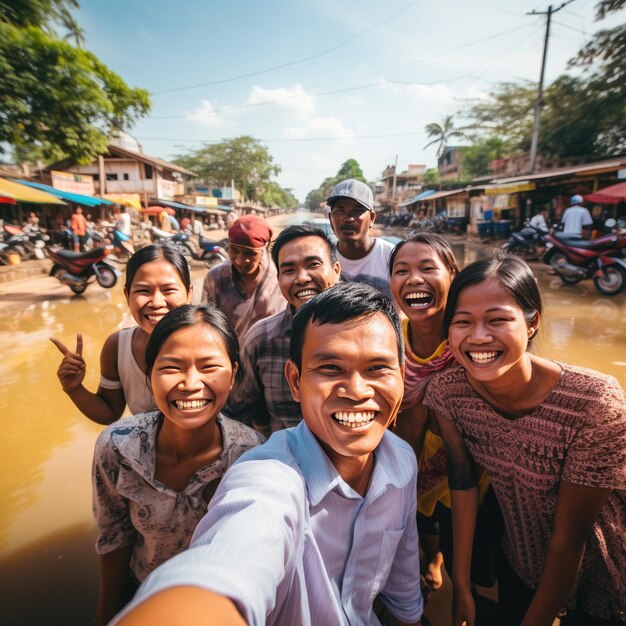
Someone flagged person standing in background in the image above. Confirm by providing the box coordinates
[560,195,593,238]
[327,178,395,296]
[201,215,285,341]
[70,206,87,252]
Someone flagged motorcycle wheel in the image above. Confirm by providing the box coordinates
[504,242,537,262]
[593,265,626,296]
[70,282,88,295]
[550,252,583,285]
[96,266,118,289]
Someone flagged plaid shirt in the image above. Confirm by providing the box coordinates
[225,304,302,435]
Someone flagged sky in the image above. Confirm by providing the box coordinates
[78,0,623,202]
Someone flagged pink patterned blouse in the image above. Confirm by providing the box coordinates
[424,362,626,621]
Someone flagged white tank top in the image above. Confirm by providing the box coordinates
[117,327,156,414]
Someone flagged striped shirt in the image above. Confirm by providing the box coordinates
[114,422,424,626]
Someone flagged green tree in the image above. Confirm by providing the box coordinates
[462,82,536,152]
[259,181,298,209]
[174,136,281,202]
[304,160,368,212]
[460,136,509,178]
[421,168,440,185]
[336,158,366,182]
[0,0,150,163]
[423,115,465,159]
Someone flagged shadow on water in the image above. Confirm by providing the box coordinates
[0,521,99,626]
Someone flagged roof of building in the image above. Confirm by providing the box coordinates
[46,144,197,177]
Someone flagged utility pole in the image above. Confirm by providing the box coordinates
[527,0,575,173]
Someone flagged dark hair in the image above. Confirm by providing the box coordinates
[271,224,336,270]
[124,243,191,292]
[145,304,242,382]
[389,233,459,276]
[289,282,404,370]
[443,252,542,341]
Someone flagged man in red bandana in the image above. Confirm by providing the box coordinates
[201,215,286,341]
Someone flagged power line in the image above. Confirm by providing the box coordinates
[151,0,422,95]
[146,75,497,121]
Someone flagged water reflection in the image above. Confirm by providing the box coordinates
[0,229,623,625]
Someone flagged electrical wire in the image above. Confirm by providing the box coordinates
[151,0,422,95]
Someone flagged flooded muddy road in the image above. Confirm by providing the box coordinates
[0,223,623,625]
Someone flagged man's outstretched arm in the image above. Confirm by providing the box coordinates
[116,587,247,626]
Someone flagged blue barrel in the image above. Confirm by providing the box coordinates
[494,220,512,238]
[477,221,494,238]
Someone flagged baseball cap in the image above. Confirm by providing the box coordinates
[228,215,272,248]
[570,194,583,205]
[327,179,374,213]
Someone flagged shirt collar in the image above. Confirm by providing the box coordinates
[291,423,413,506]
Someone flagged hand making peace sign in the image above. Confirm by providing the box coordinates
[50,334,86,394]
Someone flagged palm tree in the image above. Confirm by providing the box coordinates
[424,115,465,160]
[60,9,86,47]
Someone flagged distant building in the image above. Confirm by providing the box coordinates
[376,163,426,213]
[438,146,463,181]
[44,131,196,207]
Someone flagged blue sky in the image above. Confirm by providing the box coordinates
[79,0,622,201]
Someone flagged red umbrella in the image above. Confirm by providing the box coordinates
[142,205,176,216]
[585,182,626,204]
[0,196,16,204]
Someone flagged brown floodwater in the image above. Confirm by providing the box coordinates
[0,224,623,626]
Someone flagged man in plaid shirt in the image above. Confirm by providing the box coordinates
[225,224,341,435]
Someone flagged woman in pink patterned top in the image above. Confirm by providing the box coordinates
[425,253,626,626]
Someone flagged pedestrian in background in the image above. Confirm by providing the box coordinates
[70,206,87,251]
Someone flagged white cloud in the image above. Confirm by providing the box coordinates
[185,100,225,126]
[246,84,315,115]
[284,116,354,139]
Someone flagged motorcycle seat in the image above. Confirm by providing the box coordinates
[199,236,226,248]
[52,247,109,260]
[553,233,618,249]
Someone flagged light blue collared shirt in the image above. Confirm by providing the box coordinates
[114,422,423,626]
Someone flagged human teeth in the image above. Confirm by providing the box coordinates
[405,292,432,308]
[333,411,375,427]
[296,289,317,298]
[174,399,210,409]
[147,314,164,321]
[469,351,498,363]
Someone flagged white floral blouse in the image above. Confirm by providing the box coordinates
[92,411,265,581]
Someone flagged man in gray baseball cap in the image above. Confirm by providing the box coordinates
[327,178,394,296]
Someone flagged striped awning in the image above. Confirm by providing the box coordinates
[14,179,114,207]
[0,178,66,204]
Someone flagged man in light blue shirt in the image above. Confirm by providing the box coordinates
[115,283,423,626]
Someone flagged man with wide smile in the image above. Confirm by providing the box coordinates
[328,178,395,296]
[225,224,341,435]
[114,283,424,626]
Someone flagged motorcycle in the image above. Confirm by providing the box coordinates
[502,221,550,261]
[22,224,51,259]
[189,235,229,268]
[49,245,118,294]
[149,226,195,262]
[542,220,626,296]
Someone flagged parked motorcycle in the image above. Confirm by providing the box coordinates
[49,246,118,294]
[22,224,51,259]
[190,235,229,268]
[502,221,549,261]
[149,226,195,261]
[542,220,626,296]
